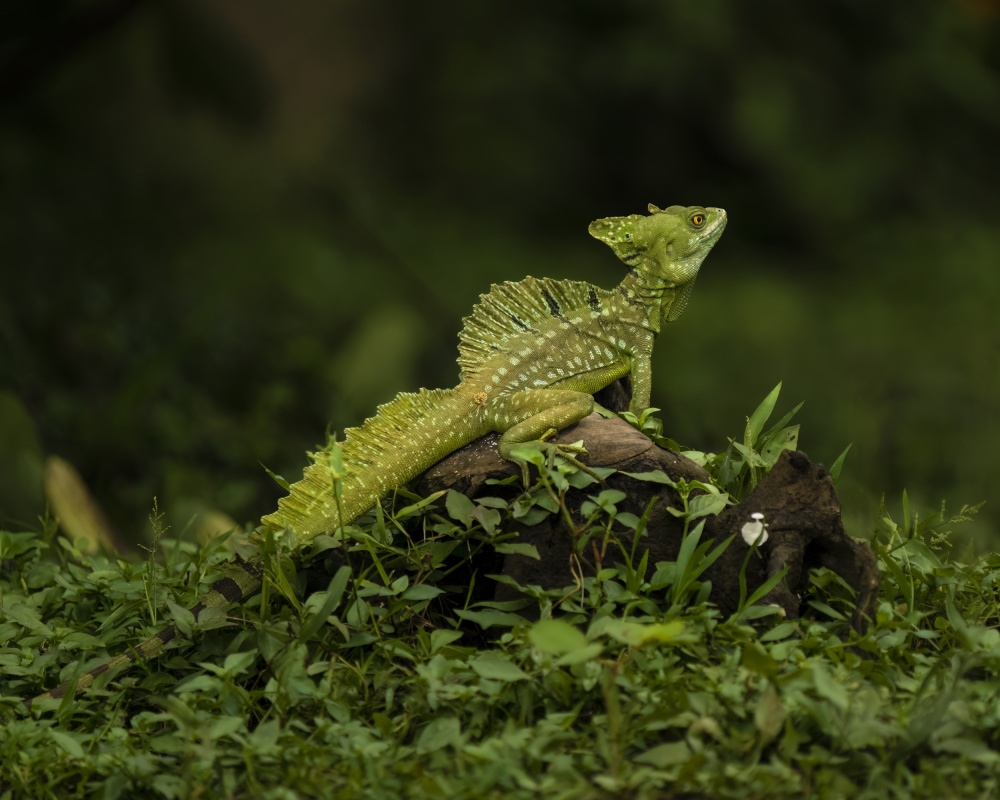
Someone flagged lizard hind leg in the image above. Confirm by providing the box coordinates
[490,389,599,485]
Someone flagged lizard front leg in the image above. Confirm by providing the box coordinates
[629,352,652,415]
[489,389,597,485]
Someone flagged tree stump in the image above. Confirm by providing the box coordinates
[418,402,879,633]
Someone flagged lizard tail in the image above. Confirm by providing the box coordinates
[27,557,264,708]
[29,387,482,707]
[261,387,483,538]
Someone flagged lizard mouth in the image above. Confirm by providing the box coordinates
[704,208,727,237]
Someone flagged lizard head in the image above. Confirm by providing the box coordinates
[588,204,727,287]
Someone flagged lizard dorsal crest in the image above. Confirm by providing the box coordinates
[457,276,599,381]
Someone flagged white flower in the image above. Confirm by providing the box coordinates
[741,512,769,547]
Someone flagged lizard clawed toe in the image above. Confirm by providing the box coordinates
[536,440,602,483]
[551,445,603,483]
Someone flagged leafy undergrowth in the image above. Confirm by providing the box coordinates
[0,396,995,799]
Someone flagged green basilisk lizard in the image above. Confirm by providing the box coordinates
[29,203,726,707]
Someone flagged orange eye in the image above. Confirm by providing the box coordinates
[692,214,705,227]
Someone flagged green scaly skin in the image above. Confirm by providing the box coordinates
[28,204,726,708]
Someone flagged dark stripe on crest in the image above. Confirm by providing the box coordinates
[542,288,568,321]
[509,313,530,332]
[508,313,539,334]
[588,288,600,310]
[619,285,638,305]
[622,252,640,263]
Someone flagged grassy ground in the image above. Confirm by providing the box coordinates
[1,401,995,799]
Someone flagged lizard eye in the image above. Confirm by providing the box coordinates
[690,213,706,228]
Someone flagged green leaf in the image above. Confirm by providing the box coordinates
[416,717,461,754]
[400,584,445,601]
[592,403,618,419]
[592,618,684,647]
[259,462,290,491]
[934,737,1000,761]
[731,440,764,468]
[195,606,228,631]
[878,629,907,650]
[475,497,508,509]
[741,643,779,679]
[737,604,785,621]
[0,530,41,559]
[508,445,546,466]
[429,629,463,652]
[519,507,552,526]
[445,490,477,524]
[455,608,531,630]
[806,600,846,621]
[494,542,540,560]
[674,520,706,582]
[687,492,730,519]
[49,730,85,759]
[635,620,685,643]
[812,662,848,711]
[298,567,351,642]
[273,641,314,705]
[165,599,196,637]
[759,400,804,444]
[759,621,799,642]
[828,443,852,482]
[529,619,587,653]
[620,470,676,486]
[176,674,224,694]
[393,491,447,520]
[4,604,53,636]
[470,653,529,682]
[616,512,640,530]
[634,741,690,767]
[555,643,604,666]
[746,382,782,446]
[736,565,790,618]
[760,424,799,465]
[471,506,501,534]
[221,650,257,676]
[754,683,786,743]
[594,489,627,505]
[672,527,735,604]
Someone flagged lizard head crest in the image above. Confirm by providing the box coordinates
[588,204,727,287]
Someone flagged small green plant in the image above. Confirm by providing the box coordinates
[716,381,801,499]
[624,383,851,502]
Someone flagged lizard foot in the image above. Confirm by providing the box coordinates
[510,439,602,486]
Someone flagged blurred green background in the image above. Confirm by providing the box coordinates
[1,1,997,546]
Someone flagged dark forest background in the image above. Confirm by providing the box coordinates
[1,0,997,547]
